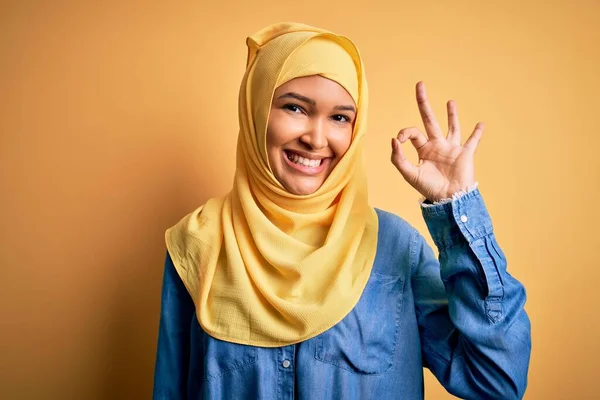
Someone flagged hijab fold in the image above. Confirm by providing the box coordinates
[165,22,379,347]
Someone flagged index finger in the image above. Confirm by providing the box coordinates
[416,81,443,139]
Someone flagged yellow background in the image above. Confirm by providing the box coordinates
[2,1,598,398]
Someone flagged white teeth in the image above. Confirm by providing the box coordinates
[288,152,323,168]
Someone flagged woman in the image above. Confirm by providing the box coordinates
[153,22,531,399]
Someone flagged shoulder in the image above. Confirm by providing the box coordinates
[371,208,420,276]
[374,207,418,238]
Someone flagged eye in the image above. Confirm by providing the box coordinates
[282,104,305,114]
[331,114,351,124]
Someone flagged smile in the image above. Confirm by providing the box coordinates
[283,150,330,175]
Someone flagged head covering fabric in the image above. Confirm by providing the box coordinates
[165,22,379,347]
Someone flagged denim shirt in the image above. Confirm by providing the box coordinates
[153,188,531,399]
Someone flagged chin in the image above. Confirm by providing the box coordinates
[284,180,323,196]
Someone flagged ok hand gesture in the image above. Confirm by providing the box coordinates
[391,81,484,202]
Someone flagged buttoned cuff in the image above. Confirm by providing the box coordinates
[420,187,494,249]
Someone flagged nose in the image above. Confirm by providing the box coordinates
[299,118,328,150]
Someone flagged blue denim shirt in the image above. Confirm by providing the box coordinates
[153,188,531,399]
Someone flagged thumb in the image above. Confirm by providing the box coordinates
[390,138,418,183]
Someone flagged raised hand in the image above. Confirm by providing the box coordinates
[390,81,484,202]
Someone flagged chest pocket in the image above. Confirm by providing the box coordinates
[191,315,258,381]
[314,272,404,375]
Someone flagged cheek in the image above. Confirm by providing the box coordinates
[330,129,353,158]
[267,113,306,148]
[266,114,298,170]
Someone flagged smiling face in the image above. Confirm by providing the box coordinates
[266,75,356,196]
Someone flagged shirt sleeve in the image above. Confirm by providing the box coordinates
[153,251,196,399]
[411,188,531,400]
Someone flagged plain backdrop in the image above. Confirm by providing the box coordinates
[1,1,599,398]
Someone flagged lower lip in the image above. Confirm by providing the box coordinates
[283,151,330,175]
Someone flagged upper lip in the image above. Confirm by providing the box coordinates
[284,149,331,160]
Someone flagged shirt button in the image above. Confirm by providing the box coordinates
[282,359,291,368]
[460,215,468,223]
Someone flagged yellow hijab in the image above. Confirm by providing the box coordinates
[165,22,378,347]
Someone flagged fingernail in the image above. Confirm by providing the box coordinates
[391,138,397,150]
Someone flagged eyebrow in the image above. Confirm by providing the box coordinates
[334,104,357,113]
[277,92,356,113]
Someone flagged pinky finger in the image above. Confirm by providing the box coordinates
[463,122,485,153]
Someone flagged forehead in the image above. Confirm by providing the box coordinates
[273,75,355,105]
